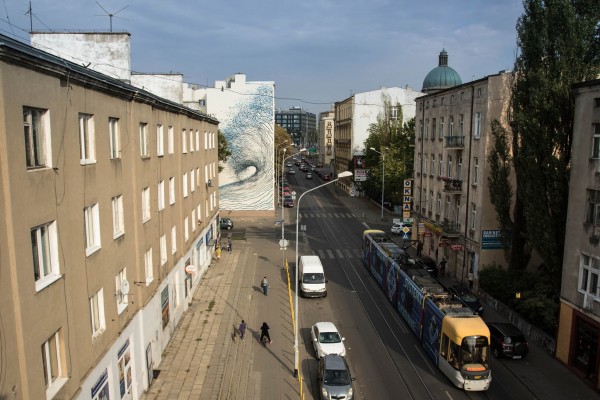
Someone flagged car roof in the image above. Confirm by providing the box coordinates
[487,322,523,336]
[322,354,348,370]
[313,321,338,332]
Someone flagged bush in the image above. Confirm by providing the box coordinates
[479,263,559,335]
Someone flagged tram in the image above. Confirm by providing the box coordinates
[362,229,491,391]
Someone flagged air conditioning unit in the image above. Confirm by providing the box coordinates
[583,293,594,311]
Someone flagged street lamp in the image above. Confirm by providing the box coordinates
[276,140,289,185]
[370,147,385,221]
[294,170,353,378]
[281,148,306,267]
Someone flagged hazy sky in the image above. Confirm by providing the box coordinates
[2,0,524,114]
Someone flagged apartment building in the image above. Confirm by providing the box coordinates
[275,107,317,147]
[556,79,600,390]
[333,86,422,195]
[0,34,219,399]
[318,108,335,167]
[412,70,512,284]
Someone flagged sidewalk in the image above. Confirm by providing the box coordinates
[140,216,302,400]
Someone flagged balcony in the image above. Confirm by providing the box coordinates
[442,219,461,237]
[442,178,463,193]
[444,135,465,149]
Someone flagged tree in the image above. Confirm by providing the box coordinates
[505,0,600,277]
[217,129,232,172]
[274,124,293,177]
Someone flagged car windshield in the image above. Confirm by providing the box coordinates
[319,332,341,344]
[324,369,350,386]
[303,273,325,284]
[460,336,490,368]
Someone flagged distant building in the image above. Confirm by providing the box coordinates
[275,107,317,147]
[3,33,219,399]
[555,79,600,390]
[318,107,335,167]
[422,49,463,94]
[187,73,275,213]
[333,86,422,194]
[413,64,513,285]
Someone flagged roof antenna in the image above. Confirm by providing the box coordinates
[95,2,129,32]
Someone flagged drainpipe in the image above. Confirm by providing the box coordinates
[462,85,476,284]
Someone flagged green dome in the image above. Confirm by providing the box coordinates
[422,50,462,93]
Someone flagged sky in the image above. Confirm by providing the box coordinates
[2,0,524,115]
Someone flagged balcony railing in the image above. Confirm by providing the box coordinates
[442,219,461,236]
[443,179,463,193]
[444,135,465,148]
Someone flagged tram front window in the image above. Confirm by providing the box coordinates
[460,336,489,368]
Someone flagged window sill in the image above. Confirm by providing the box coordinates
[113,231,125,240]
[85,245,101,257]
[46,377,68,400]
[141,155,151,160]
[146,278,154,287]
[80,159,97,166]
[91,328,105,341]
[35,273,63,293]
[117,303,128,315]
[142,217,151,224]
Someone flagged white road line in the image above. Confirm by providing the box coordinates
[317,249,326,259]
[326,249,334,259]
[335,249,344,258]
[344,249,353,258]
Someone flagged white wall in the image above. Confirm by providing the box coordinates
[131,73,184,104]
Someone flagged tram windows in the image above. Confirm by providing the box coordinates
[440,334,449,358]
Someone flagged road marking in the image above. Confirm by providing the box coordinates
[317,249,326,259]
[344,249,353,258]
[353,249,362,258]
[326,249,334,259]
[335,249,344,258]
[362,222,370,229]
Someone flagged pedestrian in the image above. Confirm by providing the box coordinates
[227,237,232,253]
[467,270,474,289]
[261,276,269,296]
[416,240,423,257]
[259,322,272,344]
[215,245,222,262]
[439,257,447,277]
[239,319,247,340]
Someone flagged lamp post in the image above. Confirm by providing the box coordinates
[294,170,353,378]
[276,140,289,186]
[281,149,306,266]
[370,147,385,220]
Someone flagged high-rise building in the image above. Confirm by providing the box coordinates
[275,107,317,147]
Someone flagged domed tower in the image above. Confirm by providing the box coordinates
[422,49,462,94]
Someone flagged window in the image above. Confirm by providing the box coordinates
[84,204,101,255]
[158,180,165,211]
[140,123,149,157]
[419,120,423,138]
[460,91,465,101]
[142,187,151,222]
[477,88,482,97]
[168,126,174,154]
[189,130,194,152]
[184,217,189,241]
[424,155,428,174]
[204,131,208,149]
[471,203,477,229]
[191,169,196,192]
[111,195,125,238]
[109,117,120,159]
[449,116,454,136]
[417,153,422,174]
[391,106,398,119]
[445,196,450,219]
[437,193,442,214]
[595,98,600,107]
[431,154,435,175]
[41,330,66,396]
[160,235,167,266]
[31,221,60,291]
[433,99,437,107]
[459,114,464,135]
[157,124,164,156]
[183,173,188,198]
[429,190,434,211]
[457,157,463,180]
[90,288,105,337]
[169,177,175,205]
[450,94,454,104]
[182,129,187,153]
[593,124,600,159]
[587,190,600,225]
[473,158,479,185]
[192,209,196,232]
[455,198,461,224]
[197,205,202,223]
[196,130,200,151]
[474,112,481,138]
[79,113,95,164]
[145,249,153,286]
[116,268,128,313]
[171,226,177,254]
[438,154,443,176]
[447,155,453,179]
[439,117,444,139]
[579,254,600,297]
[425,119,429,139]
[23,107,50,168]
[432,118,436,140]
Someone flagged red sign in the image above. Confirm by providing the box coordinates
[438,241,446,247]
[424,232,432,237]
[450,244,464,251]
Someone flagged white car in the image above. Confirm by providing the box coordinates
[289,169,296,175]
[391,222,412,235]
[311,322,346,359]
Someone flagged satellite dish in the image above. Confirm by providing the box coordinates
[120,279,130,295]
[185,265,197,274]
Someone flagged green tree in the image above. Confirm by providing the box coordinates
[217,129,232,172]
[492,0,600,277]
[274,124,293,178]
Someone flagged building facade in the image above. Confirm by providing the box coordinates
[318,108,335,167]
[0,34,219,399]
[275,107,317,147]
[412,70,513,285]
[333,86,422,195]
[556,79,600,390]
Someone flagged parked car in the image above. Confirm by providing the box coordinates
[487,322,529,359]
[447,285,484,314]
[289,169,296,175]
[219,218,234,230]
[311,322,346,359]
[307,173,313,179]
[286,162,292,167]
[283,195,294,207]
[318,355,354,400]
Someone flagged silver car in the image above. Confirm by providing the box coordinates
[318,355,354,400]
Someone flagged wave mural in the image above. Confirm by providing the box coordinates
[219,85,274,210]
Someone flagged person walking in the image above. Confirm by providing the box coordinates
[467,270,474,289]
[227,237,232,253]
[416,240,423,257]
[261,276,269,296]
[439,257,447,278]
[259,322,272,344]
[239,320,247,340]
[215,245,222,262]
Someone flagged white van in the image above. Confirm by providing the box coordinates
[299,255,327,298]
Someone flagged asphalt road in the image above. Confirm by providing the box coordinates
[283,168,598,400]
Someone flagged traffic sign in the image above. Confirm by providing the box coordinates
[402,233,409,240]
[279,239,289,248]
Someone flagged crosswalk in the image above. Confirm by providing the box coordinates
[315,248,363,260]
[298,212,357,219]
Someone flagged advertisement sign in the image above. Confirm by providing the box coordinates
[354,168,368,182]
[353,156,366,168]
[482,229,504,249]
[161,286,170,330]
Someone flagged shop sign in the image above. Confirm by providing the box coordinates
[450,244,464,251]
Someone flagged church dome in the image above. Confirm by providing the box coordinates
[422,49,462,94]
